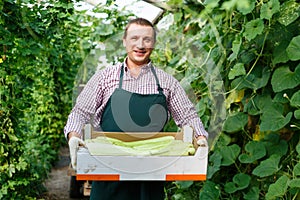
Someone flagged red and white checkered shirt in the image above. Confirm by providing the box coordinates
[64,61,208,138]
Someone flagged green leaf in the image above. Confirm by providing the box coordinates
[224,173,251,193]
[237,0,256,15]
[272,41,290,64]
[228,63,246,80]
[263,134,288,157]
[271,64,300,92]
[168,0,183,5]
[207,151,222,179]
[220,144,241,166]
[289,179,300,188]
[228,35,242,62]
[223,112,248,133]
[244,94,266,115]
[243,186,260,200]
[260,108,292,132]
[222,0,251,13]
[203,0,220,6]
[199,181,220,200]
[214,133,232,149]
[175,181,193,189]
[221,0,239,11]
[290,90,300,107]
[231,66,270,90]
[297,143,300,158]
[273,91,290,104]
[278,1,300,26]
[265,175,289,200]
[195,98,207,117]
[260,0,280,20]
[294,110,300,119]
[293,163,300,176]
[286,35,300,61]
[239,141,266,163]
[252,154,281,177]
[243,19,264,41]
[95,23,115,36]
[271,23,293,65]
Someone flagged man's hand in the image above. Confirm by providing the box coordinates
[68,133,85,169]
[196,135,208,147]
[68,131,81,140]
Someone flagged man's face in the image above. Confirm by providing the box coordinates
[123,24,155,67]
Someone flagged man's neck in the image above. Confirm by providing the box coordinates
[126,59,149,77]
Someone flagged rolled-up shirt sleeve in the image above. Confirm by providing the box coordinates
[64,71,103,138]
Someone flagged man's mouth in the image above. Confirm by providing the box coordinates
[134,50,146,56]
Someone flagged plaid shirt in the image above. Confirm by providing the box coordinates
[64,61,208,138]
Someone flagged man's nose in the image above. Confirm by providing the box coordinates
[136,38,144,48]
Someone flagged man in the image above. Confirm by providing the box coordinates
[64,17,208,200]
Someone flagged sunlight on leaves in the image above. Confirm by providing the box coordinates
[260,0,280,20]
[225,89,244,109]
[278,1,300,26]
[237,0,255,15]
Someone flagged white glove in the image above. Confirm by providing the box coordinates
[197,138,208,147]
[68,137,85,169]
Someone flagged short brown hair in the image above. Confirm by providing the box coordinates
[123,18,156,41]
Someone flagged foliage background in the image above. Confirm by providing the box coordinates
[1,0,299,199]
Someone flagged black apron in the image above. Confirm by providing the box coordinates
[90,65,168,200]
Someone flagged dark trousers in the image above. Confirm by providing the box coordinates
[90,181,165,200]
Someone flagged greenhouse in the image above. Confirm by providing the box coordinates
[1,0,300,199]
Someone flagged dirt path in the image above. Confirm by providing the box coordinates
[42,146,89,200]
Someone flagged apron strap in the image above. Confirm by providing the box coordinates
[119,64,163,94]
[150,66,164,94]
[119,64,125,88]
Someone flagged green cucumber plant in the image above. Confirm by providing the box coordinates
[158,0,300,199]
[0,0,132,198]
[1,0,91,198]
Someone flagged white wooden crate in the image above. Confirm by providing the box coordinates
[76,126,208,181]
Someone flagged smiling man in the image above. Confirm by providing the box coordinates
[64,18,208,200]
[123,21,155,76]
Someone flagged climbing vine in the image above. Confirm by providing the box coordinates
[1,0,299,199]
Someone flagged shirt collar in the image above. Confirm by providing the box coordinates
[123,58,152,72]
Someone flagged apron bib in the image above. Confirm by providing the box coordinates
[90,65,168,200]
[100,65,168,132]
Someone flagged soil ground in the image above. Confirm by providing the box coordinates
[41,146,89,200]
